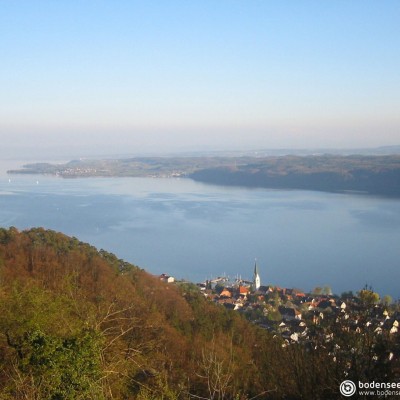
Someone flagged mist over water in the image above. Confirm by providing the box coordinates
[1,166,399,299]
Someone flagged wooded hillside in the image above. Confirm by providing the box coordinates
[190,155,400,196]
[0,228,397,399]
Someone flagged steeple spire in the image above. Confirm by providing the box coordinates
[253,258,261,290]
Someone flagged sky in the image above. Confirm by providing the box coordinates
[1,0,400,158]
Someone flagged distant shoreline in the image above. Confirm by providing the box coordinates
[7,154,400,198]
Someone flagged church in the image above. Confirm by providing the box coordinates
[253,260,261,290]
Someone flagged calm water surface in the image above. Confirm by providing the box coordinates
[1,163,399,298]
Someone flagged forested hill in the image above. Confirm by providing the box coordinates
[0,228,311,399]
[190,155,400,196]
[0,228,399,398]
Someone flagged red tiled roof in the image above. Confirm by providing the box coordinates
[239,286,249,294]
[220,289,232,298]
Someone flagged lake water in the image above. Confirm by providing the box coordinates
[1,162,399,298]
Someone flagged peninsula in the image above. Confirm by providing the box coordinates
[8,154,400,197]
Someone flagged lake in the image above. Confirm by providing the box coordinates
[1,162,399,298]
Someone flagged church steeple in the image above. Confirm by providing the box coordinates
[253,259,261,290]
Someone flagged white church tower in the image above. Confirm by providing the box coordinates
[253,259,261,290]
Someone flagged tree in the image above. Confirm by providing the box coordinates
[195,344,233,400]
[359,289,380,306]
[341,290,354,300]
[322,285,332,296]
[267,309,282,322]
[0,284,103,400]
[312,287,323,296]
[382,295,393,306]
[5,328,102,400]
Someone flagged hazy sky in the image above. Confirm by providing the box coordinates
[1,1,400,158]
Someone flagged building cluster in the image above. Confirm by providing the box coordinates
[192,262,400,367]
[55,167,99,177]
[159,263,400,374]
[159,262,400,368]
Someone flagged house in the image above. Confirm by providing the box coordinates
[239,285,250,296]
[220,288,233,298]
[390,320,399,334]
[317,299,333,309]
[159,273,175,283]
[279,306,302,321]
[216,297,235,306]
[258,285,273,294]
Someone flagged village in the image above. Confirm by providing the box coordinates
[159,263,400,369]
